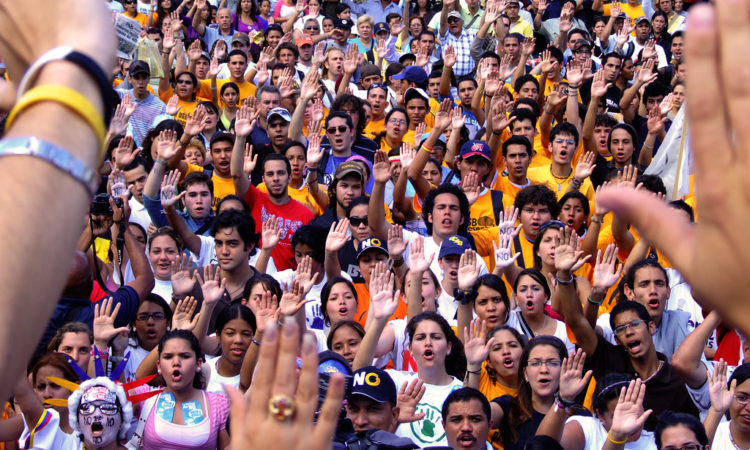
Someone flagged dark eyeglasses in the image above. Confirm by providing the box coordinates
[136,312,166,321]
[327,125,349,134]
[176,79,194,85]
[447,17,461,24]
[305,25,320,31]
[349,216,369,227]
[79,402,121,416]
[368,83,388,92]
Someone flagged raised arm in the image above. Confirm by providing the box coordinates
[582,70,610,153]
[193,266,227,355]
[440,45,455,98]
[672,310,720,389]
[600,379,653,450]
[161,169,202,254]
[240,290,279,391]
[255,215,281,274]
[439,0,456,40]
[587,244,623,327]
[369,150,394,238]
[406,235,435,322]
[619,59,657,115]
[392,141,418,218]
[599,2,621,45]
[323,219,349,280]
[703,360,736,443]
[463,318,494,389]
[159,23,177,96]
[554,227,598,355]
[289,70,320,142]
[352,268,400,370]
[230,104,258,197]
[456,249,482,345]
[539,84,566,151]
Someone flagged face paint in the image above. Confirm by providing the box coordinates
[78,386,122,449]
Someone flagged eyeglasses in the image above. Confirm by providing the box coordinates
[554,138,576,146]
[136,312,166,321]
[349,216,369,227]
[506,3,519,8]
[662,445,704,450]
[79,402,121,416]
[447,17,461,24]
[327,125,349,134]
[735,393,750,405]
[614,319,645,336]
[305,25,320,31]
[176,79,194,85]
[388,118,408,126]
[527,359,561,368]
[368,83,388,92]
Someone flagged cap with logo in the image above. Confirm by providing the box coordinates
[573,40,593,52]
[356,237,389,260]
[439,235,473,259]
[232,32,250,46]
[459,140,492,162]
[334,161,365,182]
[334,18,352,30]
[296,34,313,47]
[349,366,397,405]
[129,60,150,77]
[267,107,292,123]
[634,16,650,25]
[374,22,390,34]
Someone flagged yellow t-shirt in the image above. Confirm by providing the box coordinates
[508,18,534,38]
[159,88,199,127]
[122,11,148,27]
[468,189,500,233]
[404,126,433,147]
[364,117,385,139]
[527,165,595,208]
[185,163,236,210]
[478,362,518,450]
[198,78,257,107]
[603,2,645,19]
[492,176,527,210]
[258,181,325,216]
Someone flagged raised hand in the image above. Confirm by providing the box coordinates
[235,103,257,137]
[558,348,593,402]
[279,279,307,316]
[554,226,590,273]
[156,129,179,161]
[546,83,567,109]
[608,379,653,443]
[109,168,128,198]
[170,253,197,295]
[295,255,316,295]
[464,318,494,367]
[120,94,137,121]
[573,150,597,181]
[261,215,282,250]
[610,1,621,18]
[369,264,400,320]
[498,53,515,80]
[184,106,207,137]
[93,297,129,348]
[111,135,138,169]
[400,141,416,169]
[659,93,674,116]
[187,39,202,62]
[592,244,623,290]
[248,290,280,334]
[325,218,350,252]
[443,45,456,69]
[616,19,632,48]
[492,233,520,272]
[708,359,736,414]
[590,69,611,99]
[566,60,584,87]
[485,70,501,97]
[520,37,535,57]
[408,235,434,273]
[310,97,324,123]
[256,59,270,86]
[313,42,326,66]
[415,42,430,68]
[372,150,392,184]
[198,265,227,306]
[307,134,324,167]
[299,68,321,100]
[462,171,481,205]
[641,39,657,61]
[166,94,181,116]
[163,23,176,51]
[397,379,427,423]
[433,98,453,131]
[451,105,466,130]
[243,144,258,176]
[647,104,667,135]
[458,249,481,291]
[208,56,220,79]
[160,169,185,208]
[636,58,657,85]
[490,93,511,132]
[343,44,359,75]
[387,224,407,260]
[172,296,200,331]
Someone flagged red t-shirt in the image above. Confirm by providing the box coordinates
[244,184,314,271]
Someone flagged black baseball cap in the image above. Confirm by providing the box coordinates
[349,366,397,405]
[129,60,150,77]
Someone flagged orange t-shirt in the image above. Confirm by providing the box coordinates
[353,283,409,327]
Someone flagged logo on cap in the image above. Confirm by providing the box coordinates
[448,236,464,246]
[353,371,381,387]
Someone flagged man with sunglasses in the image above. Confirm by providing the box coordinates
[558,258,704,429]
[313,112,370,186]
[439,6,477,77]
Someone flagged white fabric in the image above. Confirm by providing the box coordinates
[129,197,153,234]
[386,370,463,447]
[152,278,173,302]
[566,416,656,449]
[123,342,153,382]
[205,355,241,393]
[374,319,414,372]
[712,421,741,449]
[402,230,490,284]
[19,408,82,450]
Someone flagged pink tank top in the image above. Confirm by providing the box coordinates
[141,391,230,450]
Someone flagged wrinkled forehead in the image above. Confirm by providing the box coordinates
[82,386,117,404]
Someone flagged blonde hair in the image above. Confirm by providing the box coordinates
[186,138,206,157]
[357,14,374,28]
[322,47,344,78]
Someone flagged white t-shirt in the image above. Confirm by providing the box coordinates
[375,319,415,372]
[713,421,741,449]
[123,341,153,382]
[195,234,277,273]
[19,408,82,450]
[272,269,348,331]
[508,310,575,355]
[566,416,656,450]
[152,277,173,302]
[204,355,241,393]
[385,370,463,447]
[402,230,490,283]
[129,196,153,234]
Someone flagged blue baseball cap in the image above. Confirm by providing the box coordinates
[393,66,428,86]
[459,140,492,162]
[374,22,390,34]
[350,366,397,405]
[439,235,472,259]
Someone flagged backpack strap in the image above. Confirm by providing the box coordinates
[489,189,504,226]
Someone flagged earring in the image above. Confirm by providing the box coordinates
[197,367,201,373]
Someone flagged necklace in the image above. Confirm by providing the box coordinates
[549,165,571,191]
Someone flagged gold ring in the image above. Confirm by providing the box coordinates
[268,394,295,421]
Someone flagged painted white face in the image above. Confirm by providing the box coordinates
[78,386,122,448]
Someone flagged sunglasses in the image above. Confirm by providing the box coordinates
[349,216,369,227]
[136,312,166,321]
[327,125,349,134]
[368,83,388,92]
[447,17,461,24]
[176,79,194,85]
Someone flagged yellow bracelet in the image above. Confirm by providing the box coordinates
[422,144,434,154]
[607,432,627,445]
[5,85,106,154]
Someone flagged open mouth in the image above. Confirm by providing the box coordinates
[537,377,551,387]
[503,357,514,369]
[338,307,349,316]
[91,422,104,437]
[559,150,568,159]
[172,370,183,382]
[423,349,434,360]
[146,329,158,339]
[648,298,660,308]
[525,300,535,310]
[457,433,476,447]
[486,314,498,324]
[565,218,575,227]
[626,340,642,354]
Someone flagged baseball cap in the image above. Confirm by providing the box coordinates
[334,161,365,182]
[199,51,211,61]
[360,63,381,79]
[634,16,650,25]
[393,66,428,86]
[459,140,491,162]
[439,235,473,259]
[404,87,430,105]
[129,60,150,77]
[374,22,390,34]
[334,18,352,30]
[350,366,397,405]
[318,350,353,375]
[296,34,313,47]
[356,237,389,260]
[447,10,463,20]
[210,131,235,147]
[573,40,593,52]
[232,32,250,46]
[267,107,292,123]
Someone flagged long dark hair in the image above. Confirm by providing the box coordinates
[374,108,409,148]
[506,336,567,443]
[406,312,466,379]
[484,325,526,385]
[321,277,358,326]
[158,330,205,389]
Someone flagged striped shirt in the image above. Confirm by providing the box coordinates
[441,29,477,77]
[116,89,166,146]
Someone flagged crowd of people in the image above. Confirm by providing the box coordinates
[2,0,750,448]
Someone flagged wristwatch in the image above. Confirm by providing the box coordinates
[454,288,475,305]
